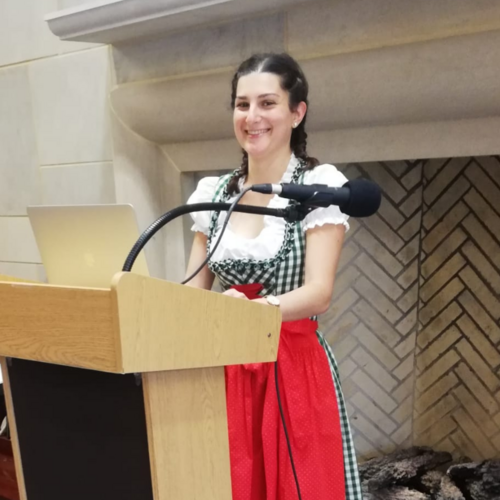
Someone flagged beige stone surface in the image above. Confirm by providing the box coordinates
[0,65,40,215]
[111,28,500,150]
[0,217,41,263]
[160,152,190,282]
[162,139,240,173]
[307,117,500,164]
[300,31,500,133]
[0,0,58,66]
[111,113,165,279]
[287,0,500,58]
[57,0,92,8]
[111,70,233,144]
[113,13,285,84]
[41,162,116,205]
[0,0,98,67]
[46,0,304,44]
[29,46,112,165]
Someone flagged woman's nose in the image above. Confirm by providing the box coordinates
[246,104,261,123]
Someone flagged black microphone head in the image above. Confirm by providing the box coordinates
[340,179,381,217]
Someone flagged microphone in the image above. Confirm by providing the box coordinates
[251,179,381,217]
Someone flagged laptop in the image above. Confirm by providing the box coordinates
[27,204,150,288]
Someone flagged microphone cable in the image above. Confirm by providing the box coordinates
[181,185,251,285]
[275,361,303,499]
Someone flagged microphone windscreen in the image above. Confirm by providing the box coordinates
[341,179,381,217]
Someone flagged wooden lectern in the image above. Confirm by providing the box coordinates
[0,272,281,500]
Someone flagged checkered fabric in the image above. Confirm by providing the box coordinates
[206,163,362,500]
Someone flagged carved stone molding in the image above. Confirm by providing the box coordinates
[110,30,500,160]
[45,0,306,43]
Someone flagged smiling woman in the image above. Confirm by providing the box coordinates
[184,53,361,500]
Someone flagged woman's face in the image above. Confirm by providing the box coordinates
[233,72,301,160]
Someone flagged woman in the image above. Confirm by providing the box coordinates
[185,53,362,500]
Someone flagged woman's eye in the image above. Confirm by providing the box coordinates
[263,101,275,107]
[236,102,249,109]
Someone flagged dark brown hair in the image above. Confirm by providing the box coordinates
[227,53,319,195]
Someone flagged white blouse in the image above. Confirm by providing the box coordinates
[187,155,349,262]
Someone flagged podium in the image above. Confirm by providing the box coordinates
[0,272,281,500]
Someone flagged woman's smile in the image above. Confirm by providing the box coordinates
[246,128,271,138]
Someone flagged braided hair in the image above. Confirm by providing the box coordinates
[227,53,319,195]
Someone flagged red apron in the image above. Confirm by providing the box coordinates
[225,283,346,500]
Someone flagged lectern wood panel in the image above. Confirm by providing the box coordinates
[7,359,154,500]
[0,273,282,500]
[0,281,118,372]
[113,272,281,373]
[143,367,232,499]
[0,273,281,375]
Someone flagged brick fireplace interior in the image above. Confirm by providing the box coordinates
[323,156,500,462]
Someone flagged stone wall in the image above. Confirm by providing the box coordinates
[0,1,108,281]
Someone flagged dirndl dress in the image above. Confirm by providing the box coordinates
[188,155,362,500]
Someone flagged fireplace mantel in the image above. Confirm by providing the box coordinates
[45,0,500,161]
[45,0,306,43]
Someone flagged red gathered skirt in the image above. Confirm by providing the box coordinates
[225,284,346,500]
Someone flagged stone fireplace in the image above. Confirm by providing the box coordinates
[45,0,500,464]
[328,157,500,463]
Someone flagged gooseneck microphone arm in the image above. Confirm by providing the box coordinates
[122,178,381,277]
[122,201,315,274]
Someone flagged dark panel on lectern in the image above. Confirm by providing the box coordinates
[7,359,154,500]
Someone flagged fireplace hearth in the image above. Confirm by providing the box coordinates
[360,447,500,500]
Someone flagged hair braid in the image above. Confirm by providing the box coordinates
[226,150,248,195]
[291,118,318,170]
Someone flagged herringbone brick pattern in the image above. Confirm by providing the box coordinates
[321,161,424,461]
[322,157,500,461]
[413,157,500,460]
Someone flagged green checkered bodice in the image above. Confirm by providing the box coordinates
[207,162,306,296]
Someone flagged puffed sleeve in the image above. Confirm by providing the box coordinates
[302,164,350,232]
[186,176,219,235]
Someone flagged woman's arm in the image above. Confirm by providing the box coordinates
[226,223,345,321]
[183,232,216,290]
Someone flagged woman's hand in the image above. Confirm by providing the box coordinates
[222,289,249,300]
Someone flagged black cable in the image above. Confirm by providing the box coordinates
[182,186,251,284]
[275,361,303,500]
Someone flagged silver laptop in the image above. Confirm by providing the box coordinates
[27,204,150,288]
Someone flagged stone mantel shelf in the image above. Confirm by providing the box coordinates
[109,29,500,145]
[45,0,500,160]
[45,0,306,44]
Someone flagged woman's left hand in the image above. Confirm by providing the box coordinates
[222,289,249,300]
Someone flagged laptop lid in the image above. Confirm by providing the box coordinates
[27,204,150,288]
